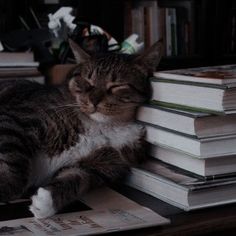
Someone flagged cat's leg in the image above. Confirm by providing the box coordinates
[29,167,88,218]
[0,150,31,201]
[0,115,35,201]
[30,147,131,218]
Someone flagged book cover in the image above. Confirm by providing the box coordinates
[140,159,236,190]
[170,8,177,56]
[137,103,236,138]
[0,52,34,64]
[143,122,236,157]
[165,8,172,56]
[140,103,210,118]
[154,64,236,85]
[126,160,236,210]
[131,5,144,42]
[149,144,236,177]
[150,79,236,113]
[0,67,41,77]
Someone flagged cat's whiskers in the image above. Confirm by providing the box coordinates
[61,110,80,120]
[52,104,81,113]
[48,105,81,122]
[54,107,76,114]
[99,105,136,113]
[54,104,81,109]
[67,112,81,120]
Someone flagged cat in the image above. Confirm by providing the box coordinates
[0,39,162,218]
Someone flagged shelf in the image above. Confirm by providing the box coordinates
[0,0,236,69]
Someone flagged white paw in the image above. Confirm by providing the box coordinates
[29,187,56,219]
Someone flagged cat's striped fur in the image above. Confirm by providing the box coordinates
[0,40,162,218]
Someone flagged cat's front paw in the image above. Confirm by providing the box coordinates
[29,187,56,219]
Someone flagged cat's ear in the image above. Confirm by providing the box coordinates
[68,39,90,63]
[135,39,163,71]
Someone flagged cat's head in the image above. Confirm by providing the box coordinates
[68,39,163,123]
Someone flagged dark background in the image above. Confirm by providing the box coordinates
[0,0,236,69]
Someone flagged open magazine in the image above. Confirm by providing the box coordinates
[0,187,170,235]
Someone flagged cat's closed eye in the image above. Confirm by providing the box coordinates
[110,85,134,102]
[75,79,93,93]
[110,84,130,93]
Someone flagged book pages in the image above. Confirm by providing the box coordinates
[0,187,170,235]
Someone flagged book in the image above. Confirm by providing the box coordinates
[137,104,236,138]
[0,52,45,84]
[150,77,236,113]
[151,64,236,113]
[126,159,236,211]
[0,76,45,85]
[130,1,164,48]
[149,1,165,45]
[158,0,194,55]
[0,67,41,77]
[131,4,145,42]
[165,8,172,56]
[150,144,236,177]
[0,52,44,83]
[0,52,39,67]
[169,8,177,56]
[0,187,170,235]
[143,122,236,157]
[154,64,236,85]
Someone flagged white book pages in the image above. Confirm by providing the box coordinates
[0,187,170,235]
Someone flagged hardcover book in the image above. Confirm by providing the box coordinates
[0,52,39,67]
[150,78,236,113]
[137,104,236,138]
[143,122,236,157]
[126,159,236,210]
[154,64,236,85]
[151,64,236,113]
[150,144,236,177]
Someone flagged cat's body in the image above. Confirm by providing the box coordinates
[29,108,144,187]
[0,40,162,218]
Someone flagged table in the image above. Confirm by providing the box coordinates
[1,185,236,236]
[114,185,236,236]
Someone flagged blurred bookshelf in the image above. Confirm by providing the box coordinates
[122,0,236,69]
[72,0,236,70]
[1,0,236,70]
[57,0,236,69]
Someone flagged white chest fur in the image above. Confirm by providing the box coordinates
[30,121,144,186]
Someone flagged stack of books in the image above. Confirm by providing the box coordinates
[0,52,44,84]
[126,64,236,210]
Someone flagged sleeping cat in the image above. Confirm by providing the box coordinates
[0,39,162,218]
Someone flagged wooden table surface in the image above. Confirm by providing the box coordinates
[1,185,236,236]
[114,185,236,236]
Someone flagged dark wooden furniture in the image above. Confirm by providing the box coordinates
[2,0,236,70]
[114,185,236,236]
[76,0,236,70]
[0,1,236,235]
[1,185,236,236]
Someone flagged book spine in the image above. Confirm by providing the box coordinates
[157,5,167,55]
[170,8,178,56]
[131,6,145,43]
[148,2,158,45]
[165,8,172,56]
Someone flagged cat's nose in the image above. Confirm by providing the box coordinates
[89,90,104,106]
[88,104,96,113]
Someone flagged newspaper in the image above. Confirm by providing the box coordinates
[0,187,170,235]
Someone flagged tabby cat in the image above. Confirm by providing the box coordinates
[0,39,162,218]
